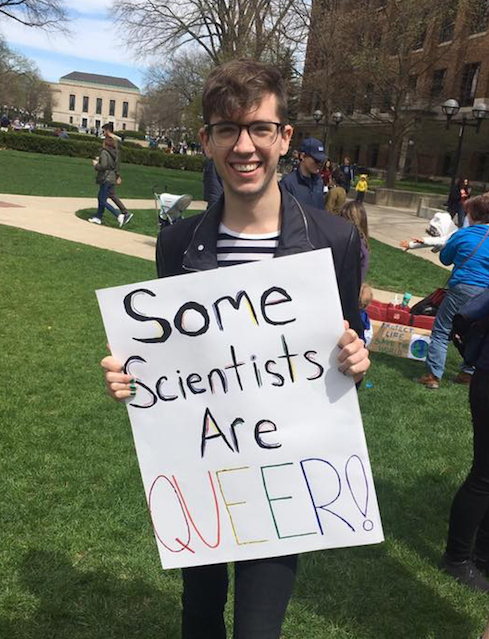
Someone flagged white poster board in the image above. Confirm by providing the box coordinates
[96,249,383,569]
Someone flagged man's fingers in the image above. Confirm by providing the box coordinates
[101,355,123,373]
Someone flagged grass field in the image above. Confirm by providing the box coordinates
[1,222,487,638]
[0,149,204,199]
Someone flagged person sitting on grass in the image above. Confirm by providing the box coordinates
[88,135,132,228]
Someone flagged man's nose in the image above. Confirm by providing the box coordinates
[233,126,256,153]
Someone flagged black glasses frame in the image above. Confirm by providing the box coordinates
[205,121,285,147]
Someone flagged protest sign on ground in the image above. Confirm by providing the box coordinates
[97,249,383,569]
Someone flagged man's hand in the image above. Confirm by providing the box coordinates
[101,355,136,401]
[337,320,370,383]
[400,240,410,250]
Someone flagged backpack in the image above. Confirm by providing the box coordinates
[450,289,489,366]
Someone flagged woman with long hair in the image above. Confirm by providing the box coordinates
[339,200,370,283]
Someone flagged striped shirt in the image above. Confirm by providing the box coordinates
[216,223,280,267]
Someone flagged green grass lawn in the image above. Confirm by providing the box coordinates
[0,149,204,199]
[1,222,487,638]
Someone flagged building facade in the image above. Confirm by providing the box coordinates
[50,72,140,132]
[297,0,489,184]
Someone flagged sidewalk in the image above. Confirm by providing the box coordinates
[0,193,447,302]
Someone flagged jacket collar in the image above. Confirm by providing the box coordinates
[182,183,316,272]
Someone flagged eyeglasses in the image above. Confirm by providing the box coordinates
[205,121,284,148]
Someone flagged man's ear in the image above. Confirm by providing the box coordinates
[200,127,213,159]
[279,124,293,157]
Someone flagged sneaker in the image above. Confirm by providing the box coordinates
[117,213,124,228]
[417,372,440,389]
[88,217,101,225]
[454,371,472,385]
[439,554,489,592]
[120,212,133,227]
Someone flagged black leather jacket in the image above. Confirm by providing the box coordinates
[156,185,362,337]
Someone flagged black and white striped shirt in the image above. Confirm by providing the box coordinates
[216,223,280,267]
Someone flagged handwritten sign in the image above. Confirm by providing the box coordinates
[368,320,431,361]
[96,249,383,569]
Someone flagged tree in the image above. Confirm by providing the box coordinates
[112,0,305,64]
[0,37,53,121]
[0,0,68,30]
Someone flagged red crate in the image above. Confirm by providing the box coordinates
[366,300,388,321]
[386,307,411,325]
[411,315,435,330]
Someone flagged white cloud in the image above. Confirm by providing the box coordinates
[6,15,138,67]
[64,0,112,15]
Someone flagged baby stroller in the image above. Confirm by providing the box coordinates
[153,186,193,228]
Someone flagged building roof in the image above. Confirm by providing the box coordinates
[59,72,139,91]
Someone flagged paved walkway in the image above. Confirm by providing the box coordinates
[0,193,448,303]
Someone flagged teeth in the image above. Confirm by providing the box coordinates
[233,163,259,172]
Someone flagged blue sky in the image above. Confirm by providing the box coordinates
[5,1,148,89]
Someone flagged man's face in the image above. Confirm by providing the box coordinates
[300,154,323,178]
[200,93,292,200]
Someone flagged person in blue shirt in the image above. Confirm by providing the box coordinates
[418,193,489,389]
[280,137,326,209]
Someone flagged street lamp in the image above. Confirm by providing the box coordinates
[311,109,343,148]
[442,98,489,194]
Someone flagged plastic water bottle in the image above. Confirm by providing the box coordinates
[401,292,411,308]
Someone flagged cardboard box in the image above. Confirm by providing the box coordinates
[367,320,431,361]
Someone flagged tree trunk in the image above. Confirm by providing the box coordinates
[385,139,401,189]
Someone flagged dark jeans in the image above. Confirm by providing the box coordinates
[457,202,466,228]
[445,368,489,561]
[96,182,119,220]
[109,185,129,215]
[356,191,365,202]
[181,554,298,639]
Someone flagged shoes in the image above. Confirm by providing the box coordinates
[118,212,133,228]
[88,217,101,225]
[417,372,440,389]
[454,371,472,385]
[439,554,489,592]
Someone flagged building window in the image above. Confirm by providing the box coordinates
[96,98,102,115]
[431,69,447,98]
[109,99,115,116]
[69,94,75,111]
[439,15,455,43]
[460,62,480,107]
[122,101,129,118]
[122,123,126,130]
[82,118,88,128]
[82,96,89,112]
[95,119,100,129]
[469,0,489,35]
[69,116,73,124]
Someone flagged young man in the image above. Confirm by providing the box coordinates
[101,122,133,228]
[101,59,370,639]
[339,156,354,195]
[280,137,326,209]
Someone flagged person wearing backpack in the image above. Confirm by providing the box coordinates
[418,193,489,389]
[439,288,489,591]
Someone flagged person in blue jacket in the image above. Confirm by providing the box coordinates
[439,287,489,591]
[280,137,326,209]
[418,193,489,389]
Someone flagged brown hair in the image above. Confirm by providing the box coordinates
[202,59,288,124]
[359,283,373,310]
[464,193,489,224]
[339,201,370,246]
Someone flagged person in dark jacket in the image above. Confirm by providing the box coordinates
[280,137,326,209]
[100,59,370,639]
[448,178,472,228]
[88,136,123,225]
[202,157,224,208]
[339,156,354,195]
[439,287,489,592]
[102,122,133,227]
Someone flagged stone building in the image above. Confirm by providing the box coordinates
[297,0,489,183]
[50,72,141,132]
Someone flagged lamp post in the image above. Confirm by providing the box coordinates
[312,109,343,151]
[442,98,489,195]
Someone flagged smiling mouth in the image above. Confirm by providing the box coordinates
[231,162,262,173]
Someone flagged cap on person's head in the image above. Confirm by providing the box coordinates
[299,138,326,162]
[102,122,114,133]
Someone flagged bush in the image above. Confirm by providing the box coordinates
[116,129,146,140]
[45,121,78,132]
[0,131,206,170]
